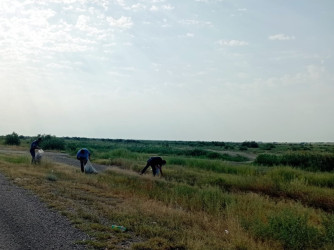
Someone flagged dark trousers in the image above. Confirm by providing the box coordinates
[141,160,157,176]
[78,157,87,172]
[30,149,36,163]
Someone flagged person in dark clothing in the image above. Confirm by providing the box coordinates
[76,148,91,173]
[140,157,166,177]
[30,137,42,164]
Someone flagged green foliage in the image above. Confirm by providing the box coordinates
[39,135,65,150]
[254,154,280,166]
[322,214,334,244]
[0,154,28,164]
[61,137,249,162]
[260,143,276,150]
[255,151,334,172]
[264,210,321,249]
[4,132,21,145]
[167,157,255,175]
[241,141,259,148]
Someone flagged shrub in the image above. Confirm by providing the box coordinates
[242,141,259,148]
[66,142,79,152]
[207,151,221,159]
[254,154,280,166]
[39,135,65,150]
[4,132,21,145]
[261,143,276,150]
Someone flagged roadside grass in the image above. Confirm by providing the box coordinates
[0,154,28,164]
[1,152,334,249]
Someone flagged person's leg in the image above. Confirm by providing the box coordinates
[155,165,162,177]
[152,165,157,176]
[155,167,160,177]
[80,159,85,172]
[30,149,35,164]
[140,160,151,175]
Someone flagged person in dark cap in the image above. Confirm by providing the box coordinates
[140,156,166,177]
[30,137,42,164]
[76,148,91,173]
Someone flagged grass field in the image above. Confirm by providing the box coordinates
[0,136,333,249]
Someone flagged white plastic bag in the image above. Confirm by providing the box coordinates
[84,160,98,174]
[35,149,44,163]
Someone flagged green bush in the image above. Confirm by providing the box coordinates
[241,141,259,148]
[254,154,280,166]
[39,135,65,150]
[206,151,221,159]
[4,132,21,145]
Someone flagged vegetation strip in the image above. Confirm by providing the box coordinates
[0,136,334,249]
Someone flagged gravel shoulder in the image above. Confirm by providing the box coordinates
[0,172,89,250]
[0,149,98,250]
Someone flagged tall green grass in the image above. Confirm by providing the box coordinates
[255,151,334,171]
[251,209,322,249]
[167,157,255,175]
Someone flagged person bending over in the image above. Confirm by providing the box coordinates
[76,148,91,173]
[140,156,166,177]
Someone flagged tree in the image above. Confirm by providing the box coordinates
[4,132,21,146]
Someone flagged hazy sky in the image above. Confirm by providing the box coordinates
[1,0,333,142]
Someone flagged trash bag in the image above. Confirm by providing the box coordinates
[35,149,44,163]
[84,160,98,174]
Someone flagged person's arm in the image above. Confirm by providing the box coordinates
[33,142,41,150]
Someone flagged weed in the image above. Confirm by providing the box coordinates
[46,173,57,181]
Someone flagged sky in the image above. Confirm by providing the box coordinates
[0,0,333,142]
